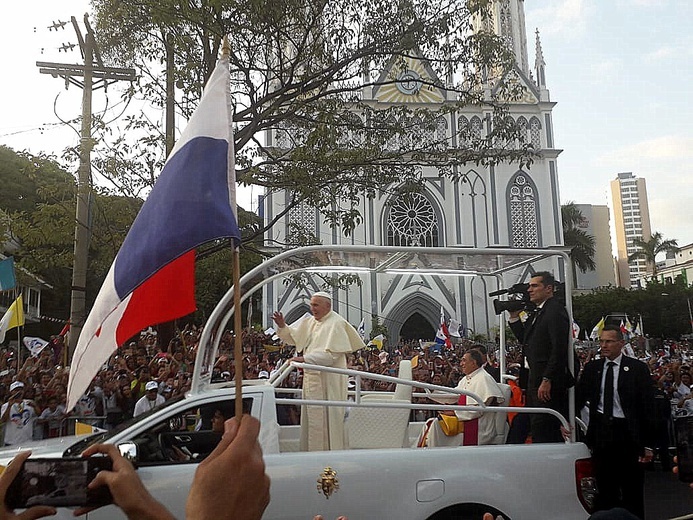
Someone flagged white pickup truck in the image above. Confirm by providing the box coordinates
[0,245,596,519]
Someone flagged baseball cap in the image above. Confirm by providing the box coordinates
[258,370,269,379]
[9,381,24,392]
[145,381,159,391]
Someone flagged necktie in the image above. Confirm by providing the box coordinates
[603,361,615,418]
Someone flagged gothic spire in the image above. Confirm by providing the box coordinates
[534,28,546,88]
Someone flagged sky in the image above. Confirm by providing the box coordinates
[1,0,692,248]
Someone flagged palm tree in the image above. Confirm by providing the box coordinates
[627,231,679,279]
[562,203,596,287]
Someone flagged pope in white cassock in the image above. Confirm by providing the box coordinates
[273,292,365,451]
[421,349,505,447]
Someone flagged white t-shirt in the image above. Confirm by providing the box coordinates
[39,405,66,431]
[1,400,37,445]
[134,394,165,417]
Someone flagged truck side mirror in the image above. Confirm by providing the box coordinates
[118,442,139,464]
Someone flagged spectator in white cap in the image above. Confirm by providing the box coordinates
[133,380,165,417]
[273,291,365,451]
[1,381,37,446]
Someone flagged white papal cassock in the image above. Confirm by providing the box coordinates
[277,311,364,451]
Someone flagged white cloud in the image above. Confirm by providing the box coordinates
[587,59,620,83]
[619,0,668,7]
[526,0,594,39]
[644,46,677,62]
[599,135,693,164]
[596,134,693,245]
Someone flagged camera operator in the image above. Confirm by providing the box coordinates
[506,272,573,443]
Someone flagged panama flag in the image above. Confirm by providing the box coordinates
[356,318,366,341]
[435,305,453,349]
[67,56,240,411]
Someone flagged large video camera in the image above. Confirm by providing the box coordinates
[489,283,534,315]
[489,280,565,315]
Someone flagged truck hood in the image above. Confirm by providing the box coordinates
[0,434,94,465]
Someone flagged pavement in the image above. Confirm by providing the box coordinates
[645,467,693,520]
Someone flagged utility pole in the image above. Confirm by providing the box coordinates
[37,14,136,360]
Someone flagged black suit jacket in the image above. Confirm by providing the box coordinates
[576,356,655,452]
[509,297,573,390]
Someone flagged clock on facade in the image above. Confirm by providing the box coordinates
[396,70,422,95]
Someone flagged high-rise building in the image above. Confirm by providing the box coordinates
[574,204,616,290]
[610,172,652,288]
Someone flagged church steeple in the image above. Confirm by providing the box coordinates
[471,0,531,76]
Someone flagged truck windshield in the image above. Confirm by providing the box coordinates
[62,394,185,456]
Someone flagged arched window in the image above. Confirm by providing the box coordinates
[508,173,539,247]
[384,115,398,151]
[457,116,469,148]
[435,116,447,149]
[516,116,528,148]
[275,121,291,149]
[529,117,542,149]
[500,1,514,51]
[288,201,316,238]
[340,113,363,147]
[470,116,483,141]
[386,192,440,247]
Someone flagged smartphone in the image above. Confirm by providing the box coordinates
[675,416,693,483]
[5,457,113,509]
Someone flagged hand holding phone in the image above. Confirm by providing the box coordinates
[5,456,113,509]
[0,452,56,518]
[75,444,175,520]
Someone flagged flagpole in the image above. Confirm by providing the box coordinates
[15,289,21,368]
[221,35,244,421]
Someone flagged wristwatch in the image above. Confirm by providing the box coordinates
[542,377,551,382]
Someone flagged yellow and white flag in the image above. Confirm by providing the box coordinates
[368,334,385,350]
[0,295,24,343]
[589,316,605,341]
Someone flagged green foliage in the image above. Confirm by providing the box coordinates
[561,202,596,284]
[627,232,680,278]
[90,0,537,239]
[572,281,693,340]
[370,315,388,340]
[0,147,144,318]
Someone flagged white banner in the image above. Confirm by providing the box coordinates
[23,336,49,357]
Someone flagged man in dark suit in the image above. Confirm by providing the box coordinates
[576,325,655,519]
[508,271,573,443]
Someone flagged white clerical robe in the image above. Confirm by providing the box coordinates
[277,310,364,451]
[424,367,505,447]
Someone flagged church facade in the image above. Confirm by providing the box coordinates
[262,0,566,341]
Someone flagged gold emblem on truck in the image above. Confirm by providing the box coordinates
[317,467,339,499]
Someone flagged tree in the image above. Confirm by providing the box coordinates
[0,146,264,324]
[561,202,596,287]
[90,0,537,243]
[627,232,679,279]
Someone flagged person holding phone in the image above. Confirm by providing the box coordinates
[3,415,270,520]
[1,382,37,446]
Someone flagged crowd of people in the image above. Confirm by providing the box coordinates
[3,280,693,519]
[0,318,691,447]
